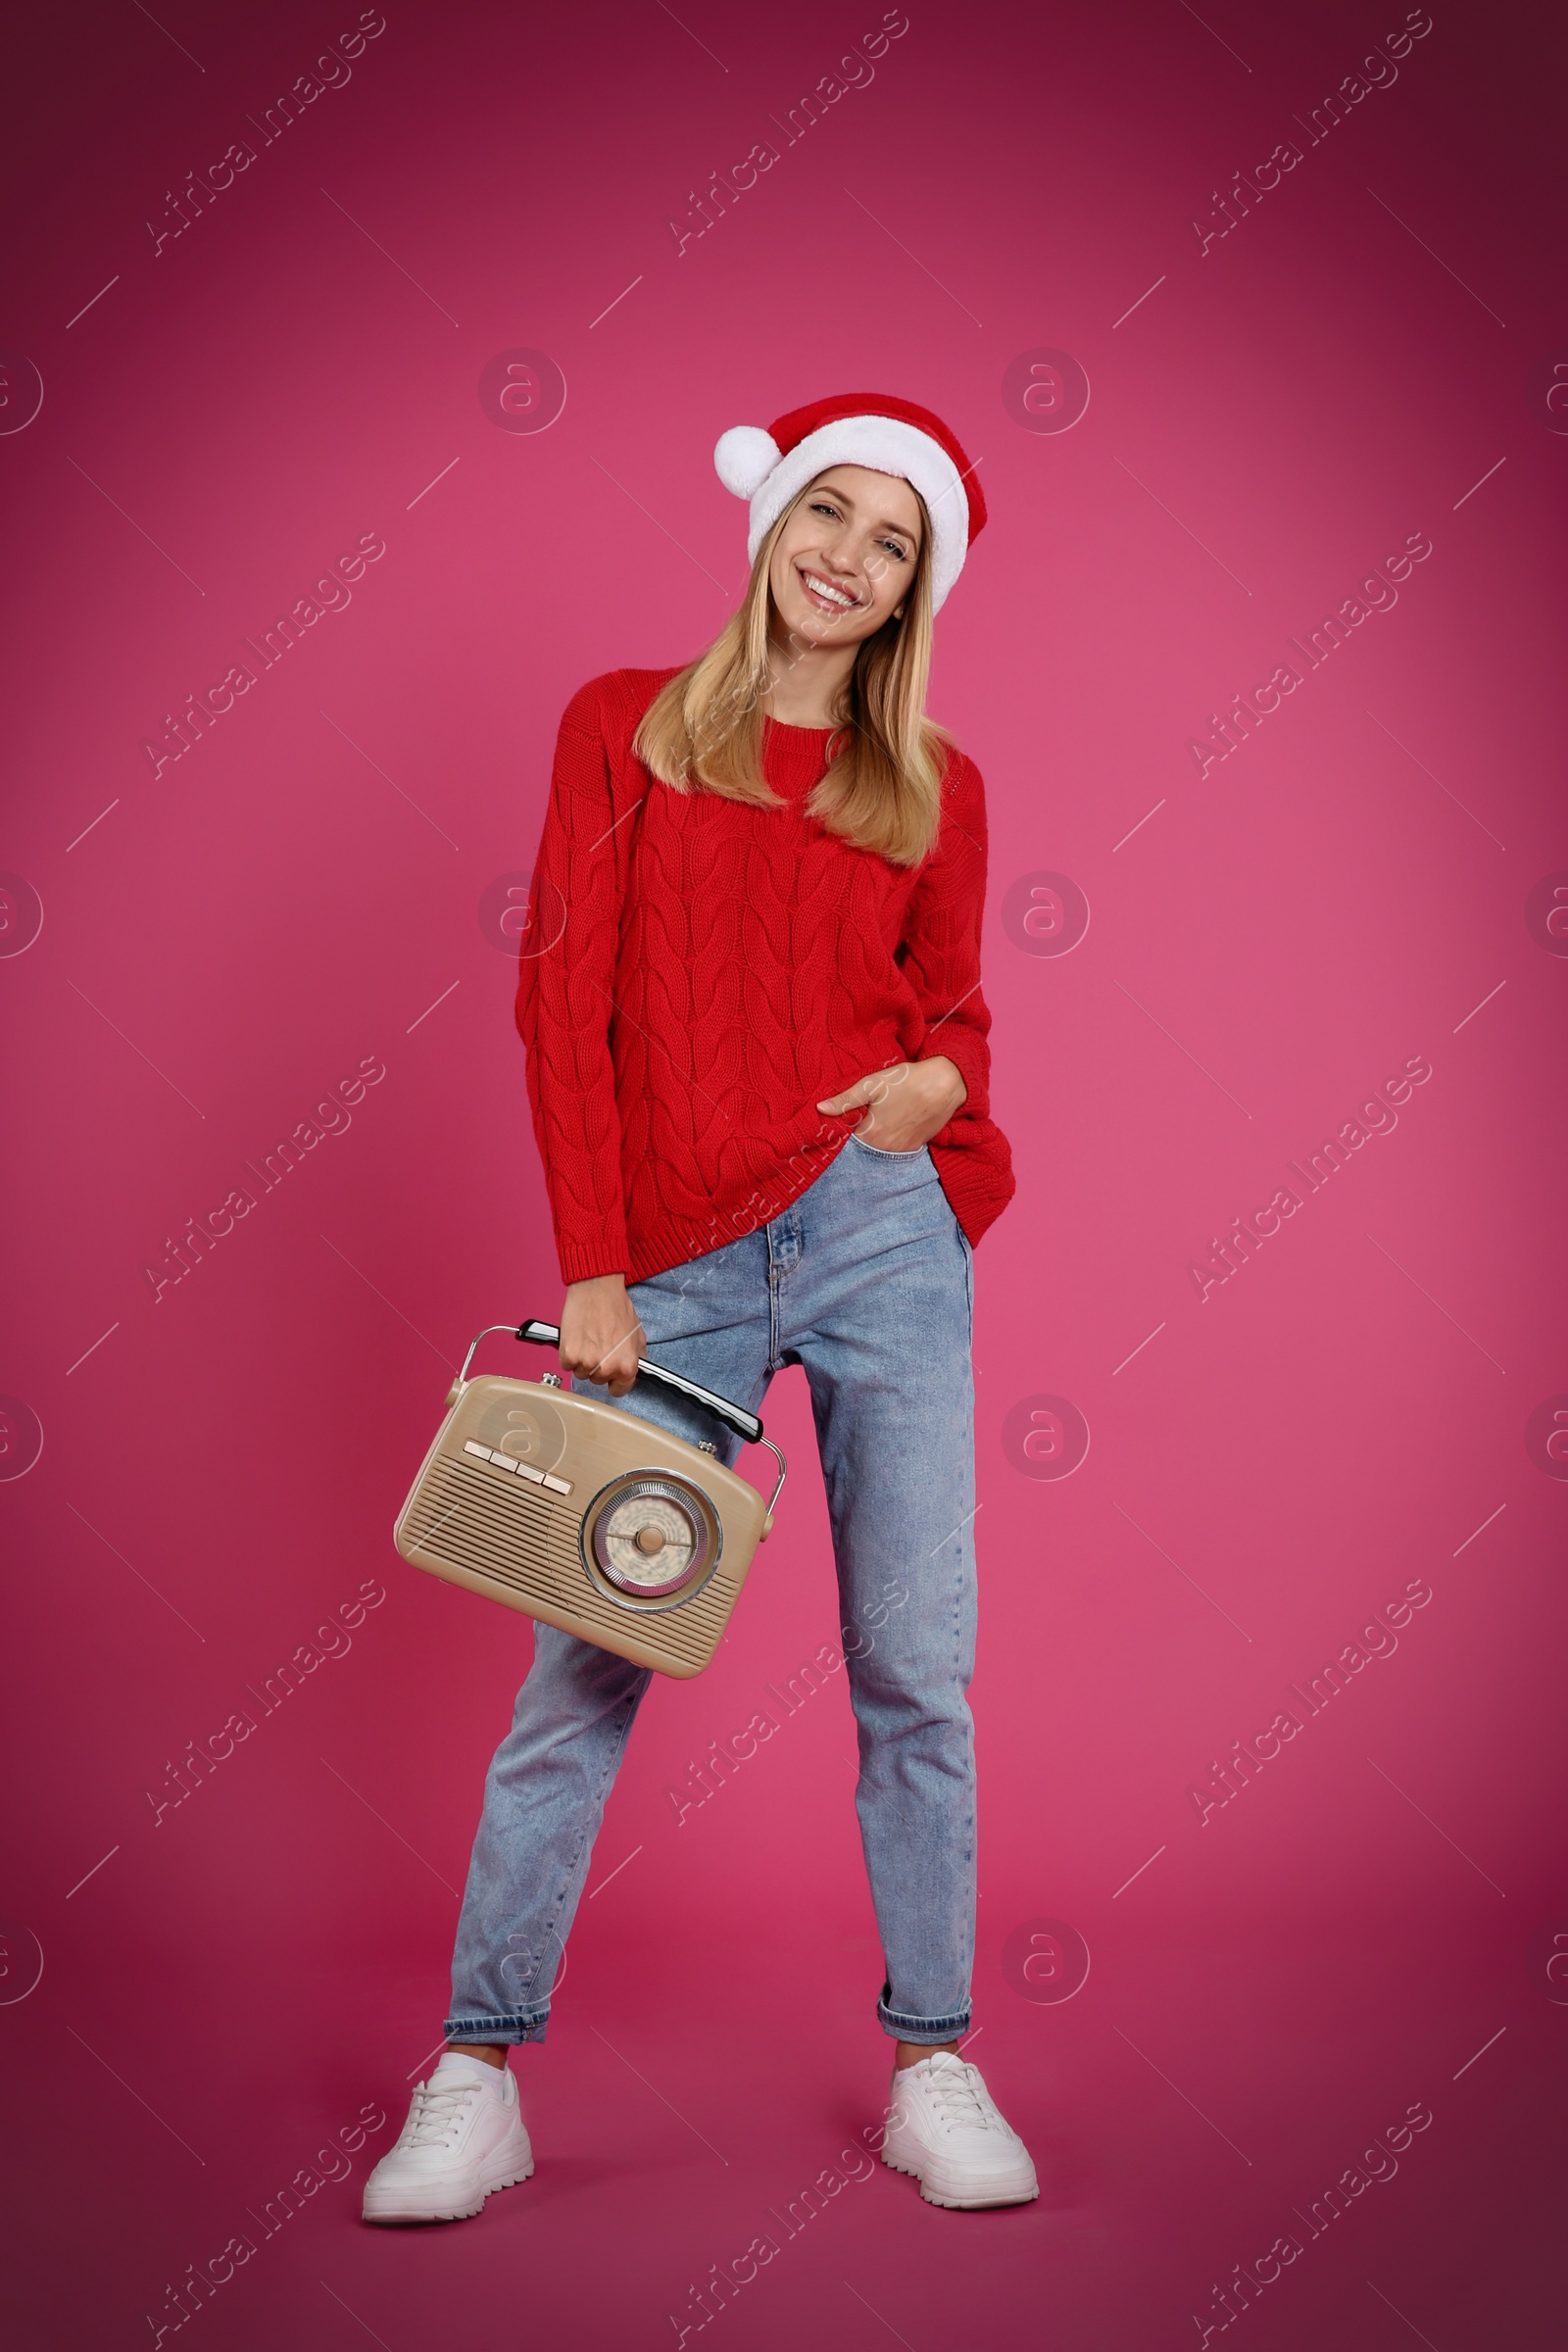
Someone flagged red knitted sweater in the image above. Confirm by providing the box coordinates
[515,667,1014,1286]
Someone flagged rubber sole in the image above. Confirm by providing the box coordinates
[881,2146,1040,2210]
[362,2142,534,2225]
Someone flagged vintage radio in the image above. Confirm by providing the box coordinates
[393,1320,788,1678]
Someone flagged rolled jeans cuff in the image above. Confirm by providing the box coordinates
[877,1987,972,2043]
[443,2010,550,2047]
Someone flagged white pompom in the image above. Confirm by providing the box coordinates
[713,425,780,500]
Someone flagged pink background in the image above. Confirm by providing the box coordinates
[2,1,1565,2344]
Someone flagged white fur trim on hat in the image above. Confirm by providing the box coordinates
[716,414,970,612]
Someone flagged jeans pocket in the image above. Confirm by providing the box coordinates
[847,1131,929,1160]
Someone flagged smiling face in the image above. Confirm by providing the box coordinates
[767,465,925,653]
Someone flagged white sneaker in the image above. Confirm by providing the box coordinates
[362,2052,533,2224]
[882,2051,1039,2209]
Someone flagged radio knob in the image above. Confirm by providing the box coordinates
[634,1526,665,1554]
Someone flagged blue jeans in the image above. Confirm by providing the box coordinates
[444,1133,979,2047]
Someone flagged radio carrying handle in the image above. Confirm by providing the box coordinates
[455,1320,788,1526]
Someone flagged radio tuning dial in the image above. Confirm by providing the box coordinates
[585,1473,718,1603]
[599,1492,696,1592]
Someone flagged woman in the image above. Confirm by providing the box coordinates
[364,393,1035,2222]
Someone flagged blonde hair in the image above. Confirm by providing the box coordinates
[632,478,951,867]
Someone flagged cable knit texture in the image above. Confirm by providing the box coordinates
[515,667,1014,1286]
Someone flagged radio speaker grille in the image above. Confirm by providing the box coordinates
[406,1454,733,1670]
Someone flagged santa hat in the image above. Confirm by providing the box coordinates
[713,392,985,613]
